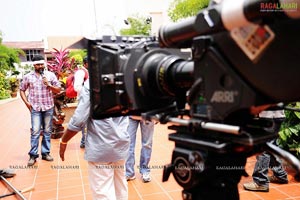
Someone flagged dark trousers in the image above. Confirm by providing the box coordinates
[252,151,288,187]
[252,117,287,186]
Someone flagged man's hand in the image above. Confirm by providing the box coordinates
[20,90,32,112]
[42,77,50,87]
[25,102,32,112]
[59,143,67,161]
[59,129,78,161]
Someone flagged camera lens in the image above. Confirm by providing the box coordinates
[135,49,194,99]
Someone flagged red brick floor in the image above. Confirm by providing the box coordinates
[0,97,299,200]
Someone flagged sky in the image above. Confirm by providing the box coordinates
[0,0,173,42]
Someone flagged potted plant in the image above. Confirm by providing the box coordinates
[9,76,19,98]
[46,48,86,138]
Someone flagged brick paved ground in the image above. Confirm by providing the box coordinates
[0,96,299,200]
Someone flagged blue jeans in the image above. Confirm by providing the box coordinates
[125,119,154,177]
[29,108,53,158]
[252,151,288,187]
[252,118,287,187]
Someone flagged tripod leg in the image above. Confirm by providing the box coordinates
[0,185,34,198]
[0,176,27,200]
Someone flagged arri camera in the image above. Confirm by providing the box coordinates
[87,0,300,199]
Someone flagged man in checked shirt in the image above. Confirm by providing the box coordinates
[20,54,61,166]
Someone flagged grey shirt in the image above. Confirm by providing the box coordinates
[67,81,130,162]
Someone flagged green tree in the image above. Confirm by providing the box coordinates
[120,14,151,36]
[69,49,87,65]
[168,0,209,22]
[0,43,24,75]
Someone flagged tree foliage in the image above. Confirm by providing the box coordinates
[120,14,151,36]
[69,49,87,65]
[278,102,300,158]
[0,44,24,75]
[0,31,24,99]
[0,72,10,99]
[168,0,209,22]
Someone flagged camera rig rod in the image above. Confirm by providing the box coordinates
[142,105,240,134]
[167,117,241,135]
[146,110,241,135]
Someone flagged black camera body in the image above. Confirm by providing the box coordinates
[191,20,300,121]
[89,19,300,122]
[88,36,193,119]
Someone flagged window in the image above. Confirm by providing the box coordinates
[25,49,41,61]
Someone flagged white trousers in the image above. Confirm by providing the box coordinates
[88,160,128,200]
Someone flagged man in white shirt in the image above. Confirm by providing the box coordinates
[73,57,89,148]
[73,57,89,96]
[59,81,130,200]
